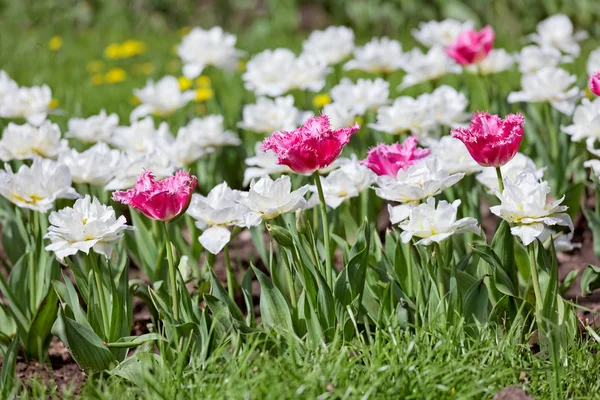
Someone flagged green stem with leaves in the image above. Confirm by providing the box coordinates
[313,171,333,288]
[528,244,543,328]
[90,253,110,338]
[164,222,179,321]
[224,244,234,301]
[495,167,504,193]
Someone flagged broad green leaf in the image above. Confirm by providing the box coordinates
[582,207,600,259]
[581,264,600,296]
[463,277,489,325]
[23,286,58,358]
[252,266,295,335]
[0,334,18,397]
[210,270,245,322]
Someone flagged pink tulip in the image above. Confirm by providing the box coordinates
[262,115,359,174]
[112,170,197,221]
[361,136,430,177]
[445,26,495,66]
[589,71,600,96]
[451,112,524,168]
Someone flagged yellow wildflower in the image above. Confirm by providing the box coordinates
[195,75,211,88]
[49,98,60,109]
[91,74,105,85]
[48,36,62,51]
[105,68,127,83]
[104,43,123,59]
[178,76,192,90]
[132,62,154,75]
[86,61,105,73]
[195,88,214,102]
[121,40,146,57]
[312,93,332,108]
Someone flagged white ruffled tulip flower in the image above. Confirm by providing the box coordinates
[0,120,67,161]
[527,14,588,56]
[322,103,357,130]
[243,143,292,186]
[344,37,405,74]
[302,26,355,65]
[130,75,195,121]
[59,142,123,186]
[110,117,173,154]
[0,158,80,212]
[0,85,52,126]
[104,150,178,191]
[398,46,461,90]
[44,195,132,261]
[430,136,483,175]
[398,197,481,245]
[476,153,545,193]
[507,67,582,115]
[66,110,119,143]
[467,49,515,75]
[562,98,600,154]
[518,45,571,74]
[330,78,389,116]
[0,70,18,102]
[183,115,241,150]
[369,96,436,138]
[490,172,573,246]
[178,26,243,78]
[412,19,475,48]
[238,96,313,134]
[587,47,600,75]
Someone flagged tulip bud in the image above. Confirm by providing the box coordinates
[266,224,294,248]
[295,209,309,235]
[589,71,600,97]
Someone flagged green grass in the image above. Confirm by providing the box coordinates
[16,328,600,399]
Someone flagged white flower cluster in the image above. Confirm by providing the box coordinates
[0,70,52,126]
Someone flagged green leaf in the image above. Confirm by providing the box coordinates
[209,270,245,323]
[581,264,600,296]
[23,286,58,358]
[106,333,163,349]
[463,277,489,325]
[471,244,516,297]
[252,266,295,336]
[52,309,117,373]
[582,207,600,259]
[0,334,18,397]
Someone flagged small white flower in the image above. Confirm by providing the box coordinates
[110,117,174,154]
[344,37,405,74]
[0,121,67,161]
[66,110,119,143]
[584,159,600,180]
[165,126,209,166]
[0,85,52,126]
[412,19,475,48]
[398,197,481,245]
[183,115,241,150]
[187,182,252,254]
[238,96,313,134]
[0,70,18,103]
[130,75,195,121]
[104,150,177,191]
[490,172,573,246]
[428,85,470,128]
[507,67,582,115]
[476,153,545,193]
[518,45,571,74]
[369,96,435,137]
[398,46,461,90]
[243,143,292,186]
[562,98,600,154]
[322,103,357,130]
[587,47,600,75]
[59,142,122,186]
[302,26,355,65]
[374,157,464,223]
[330,78,389,115]
[538,228,581,252]
[527,14,588,56]
[240,175,309,225]
[467,49,514,75]
[288,54,329,93]
[0,158,80,213]
[429,136,483,175]
[44,195,132,261]
[178,26,243,78]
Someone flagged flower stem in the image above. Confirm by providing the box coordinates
[313,171,333,288]
[164,222,179,321]
[29,211,38,309]
[434,243,446,323]
[90,253,110,339]
[224,244,234,301]
[528,244,544,329]
[495,167,505,193]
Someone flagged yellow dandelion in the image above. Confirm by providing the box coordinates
[178,76,192,90]
[131,62,154,75]
[49,98,60,109]
[178,26,191,37]
[195,88,214,102]
[104,43,123,59]
[105,68,127,84]
[129,95,141,105]
[237,60,247,72]
[91,74,105,85]
[86,60,105,74]
[48,36,63,51]
[312,93,332,108]
[354,116,364,126]
[121,40,146,57]
[195,75,211,88]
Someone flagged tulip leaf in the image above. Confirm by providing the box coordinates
[210,270,245,323]
[582,207,600,259]
[252,266,295,336]
[0,333,18,397]
[581,264,600,297]
[23,286,58,358]
[463,277,489,325]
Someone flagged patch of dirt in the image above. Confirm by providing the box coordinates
[494,386,535,400]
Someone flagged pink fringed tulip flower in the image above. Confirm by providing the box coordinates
[361,136,430,177]
[112,170,197,221]
[262,114,360,174]
[445,26,495,66]
[589,71,600,97]
[451,112,525,168]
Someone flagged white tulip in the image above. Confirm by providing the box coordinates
[527,14,588,56]
[104,150,177,191]
[412,19,475,48]
[562,98,600,155]
[302,26,355,65]
[369,96,436,137]
[429,136,483,175]
[0,158,80,213]
[344,37,405,73]
[44,195,132,261]
[398,197,481,245]
[330,78,389,116]
[130,75,196,121]
[66,110,119,143]
[0,70,18,103]
[0,120,67,161]
[178,26,243,78]
[238,96,313,134]
[476,153,545,193]
[243,143,292,186]
[0,85,52,126]
[507,67,582,115]
[110,117,173,154]
[587,47,600,75]
[518,45,571,74]
[59,142,123,186]
[398,46,461,90]
[490,172,573,246]
[467,49,515,75]
[183,115,240,150]
[322,103,357,130]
